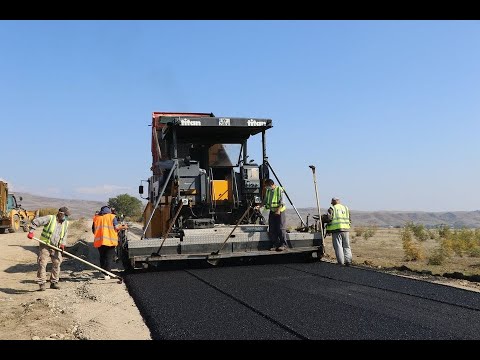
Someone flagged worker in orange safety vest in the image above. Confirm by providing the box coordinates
[92,205,128,279]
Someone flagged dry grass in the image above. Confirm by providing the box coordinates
[65,218,92,245]
[38,208,58,217]
[329,228,480,277]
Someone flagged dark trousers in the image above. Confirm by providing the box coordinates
[268,211,287,248]
[98,245,116,272]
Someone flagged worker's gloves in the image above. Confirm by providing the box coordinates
[59,244,65,252]
[27,232,34,239]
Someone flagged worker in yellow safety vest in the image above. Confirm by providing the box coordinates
[325,197,352,266]
[255,179,288,251]
[27,207,71,291]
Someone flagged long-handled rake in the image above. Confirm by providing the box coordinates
[31,237,123,283]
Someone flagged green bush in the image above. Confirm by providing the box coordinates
[436,227,480,258]
[405,222,428,242]
[108,194,143,219]
[437,224,451,239]
[468,247,480,258]
[440,237,455,257]
[401,226,424,261]
[449,228,474,257]
[355,225,377,240]
[474,228,480,240]
[363,227,376,241]
[354,226,364,237]
[428,247,447,265]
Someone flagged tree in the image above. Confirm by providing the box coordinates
[108,194,143,219]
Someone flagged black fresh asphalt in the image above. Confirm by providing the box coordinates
[124,258,480,340]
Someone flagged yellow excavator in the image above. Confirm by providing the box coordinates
[0,181,38,234]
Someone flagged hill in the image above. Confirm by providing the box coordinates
[287,208,480,229]
[16,192,104,220]
[14,192,480,228]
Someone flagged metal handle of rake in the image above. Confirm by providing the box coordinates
[32,237,122,282]
[210,203,253,256]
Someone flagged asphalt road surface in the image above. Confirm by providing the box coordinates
[124,257,480,340]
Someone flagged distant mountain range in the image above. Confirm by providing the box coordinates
[16,192,104,220]
[15,192,480,228]
[291,208,480,229]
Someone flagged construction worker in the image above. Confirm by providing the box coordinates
[110,207,120,263]
[27,207,71,291]
[92,205,128,279]
[92,210,99,227]
[325,197,352,266]
[256,179,288,251]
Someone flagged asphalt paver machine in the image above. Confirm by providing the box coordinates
[119,112,323,269]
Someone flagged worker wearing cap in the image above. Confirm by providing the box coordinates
[255,179,288,251]
[325,197,352,266]
[92,205,128,279]
[27,207,70,291]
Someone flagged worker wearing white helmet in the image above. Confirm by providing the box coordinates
[325,197,352,266]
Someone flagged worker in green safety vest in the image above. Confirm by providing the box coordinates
[255,178,288,251]
[28,207,71,291]
[325,197,352,266]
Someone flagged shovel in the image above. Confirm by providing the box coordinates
[32,237,123,283]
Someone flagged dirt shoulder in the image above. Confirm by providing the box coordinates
[0,219,151,340]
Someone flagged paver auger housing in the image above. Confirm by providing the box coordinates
[119,112,323,269]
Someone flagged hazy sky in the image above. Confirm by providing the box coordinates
[1,20,479,212]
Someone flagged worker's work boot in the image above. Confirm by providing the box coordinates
[38,284,46,292]
[276,245,287,252]
[50,282,61,290]
[269,247,277,251]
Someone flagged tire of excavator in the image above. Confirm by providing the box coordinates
[10,215,20,233]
